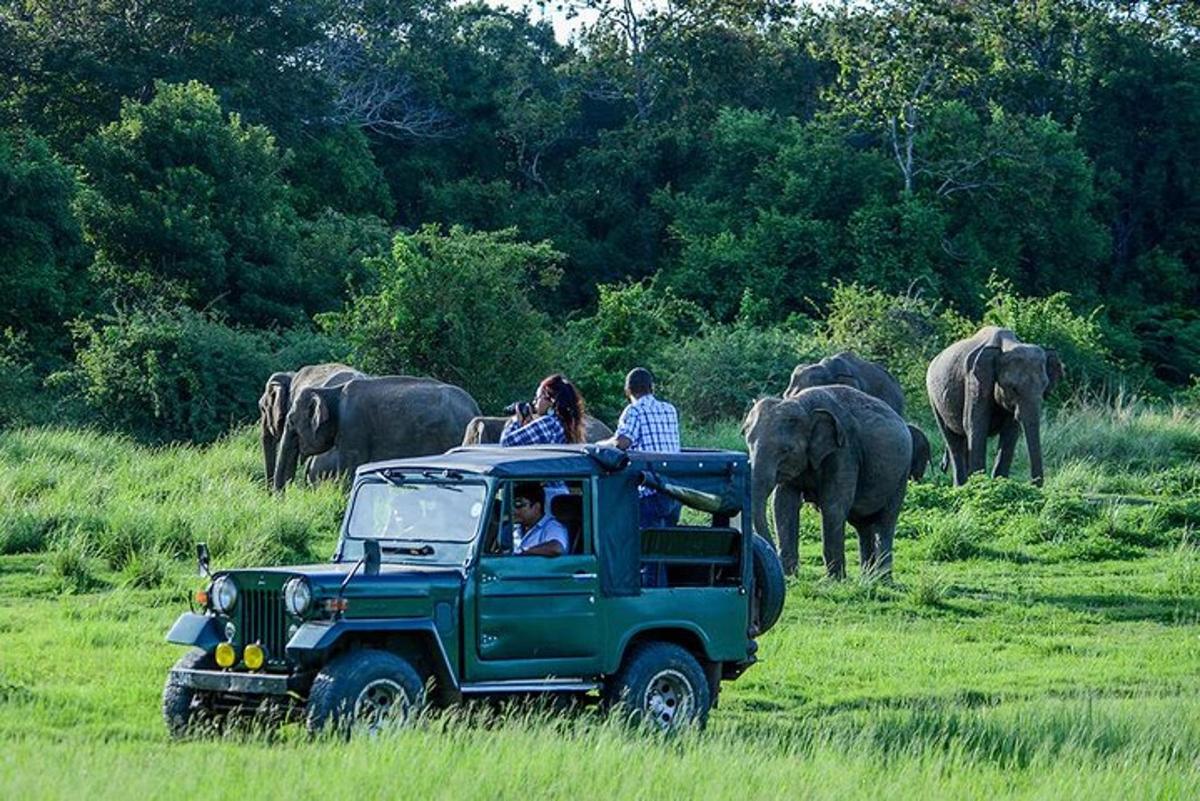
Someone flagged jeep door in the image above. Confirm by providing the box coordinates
[466,479,603,681]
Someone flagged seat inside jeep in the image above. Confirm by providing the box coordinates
[549,493,583,554]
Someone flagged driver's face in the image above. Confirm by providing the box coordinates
[513,497,542,527]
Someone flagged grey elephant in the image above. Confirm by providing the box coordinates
[461,415,614,446]
[926,326,1063,486]
[907,424,931,481]
[274,375,481,490]
[304,450,342,486]
[258,363,363,486]
[744,386,911,578]
[786,352,905,415]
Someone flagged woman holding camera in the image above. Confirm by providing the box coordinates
[499,374,586,446]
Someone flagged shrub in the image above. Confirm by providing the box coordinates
[982,275,1113,396]
[916,510,986,561]
[0,331,48,427]
[1038,494,1099,542]
[658,322,821,424]
[907,570,951,608]
[64,306,274,444]
[46,537,103,594]
[819,282,972,416]
[121,549,171,590]
[958,476,1044,528]
[561,280,707,421]
[321,225,562,413]
[902,482,961,514]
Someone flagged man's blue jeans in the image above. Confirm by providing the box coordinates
[639,492,682,529]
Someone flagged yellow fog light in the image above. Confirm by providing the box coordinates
[215,641,236,668]
[243,643,265,670]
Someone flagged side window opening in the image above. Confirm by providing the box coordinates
[484,480,588,557]
[640,498,743,590]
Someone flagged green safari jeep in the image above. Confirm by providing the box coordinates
[163,445,785,735]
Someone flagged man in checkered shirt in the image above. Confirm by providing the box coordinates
[607,367,682,528]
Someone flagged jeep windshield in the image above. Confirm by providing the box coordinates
[344,478,487,564]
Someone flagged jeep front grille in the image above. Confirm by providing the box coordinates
[240,588,288,666]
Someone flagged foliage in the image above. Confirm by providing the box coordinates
[1,0,1200,441]
[64,307,276,444]
[819,282,971,414]
[75,81,305,327]
[560,280,707,420]
[0,130,90,354]
[657,321,821,424]
[320,225,563,412]
[0,332,48,428]
[982,276,1114,394]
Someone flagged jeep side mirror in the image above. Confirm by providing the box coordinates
[196,542,211,578]
[363,539,381,576]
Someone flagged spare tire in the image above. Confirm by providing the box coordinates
[751,534,786,635]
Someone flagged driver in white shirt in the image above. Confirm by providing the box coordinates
[512,483,569,557]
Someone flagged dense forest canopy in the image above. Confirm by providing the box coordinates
[0,0,1197,440]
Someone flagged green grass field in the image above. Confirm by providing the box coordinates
[1,401,1198,799]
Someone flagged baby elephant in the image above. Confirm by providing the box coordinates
[744,386,911,578]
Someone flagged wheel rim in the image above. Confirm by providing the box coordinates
[352,679,413,734]
[641,669,694,731]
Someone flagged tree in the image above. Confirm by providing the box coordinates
[75,81,305,327]
[0,129,90,357]
[320,225,563,411]
[822,0,987,195]
[1,0,329,149]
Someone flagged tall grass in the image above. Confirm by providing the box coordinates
[0,427,345,568]
[0,699,1196,800]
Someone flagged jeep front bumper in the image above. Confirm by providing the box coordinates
[171,668,306,696]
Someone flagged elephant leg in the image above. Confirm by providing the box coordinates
[819,506,848,580]
[854,522,875,573]
[992,417,1020,478]
[934,411,969,486]
[772,484,803,575]
[869,491,905,579]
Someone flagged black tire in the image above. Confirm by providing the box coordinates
[162,648,221,739]
[751,534,786,635]
[306,649,427,737]
[603,642,712,732]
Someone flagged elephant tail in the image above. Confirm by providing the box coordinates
[939,448,950,473]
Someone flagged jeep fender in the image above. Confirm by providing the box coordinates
[609,621,714,674]
[165,612,223,650]
[287,619,459,692]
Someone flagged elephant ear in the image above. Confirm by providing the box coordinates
[309,391,331,437]
[807,408,846,472]
[1044,348,1064,398]
[832,372,863,392]
[964,343,999,445]
[965,343,999,400]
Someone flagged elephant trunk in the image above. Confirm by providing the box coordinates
[261,425,278,487]
[750,457,778,545]
[1021,407,1045,487]
[273,426,301,491]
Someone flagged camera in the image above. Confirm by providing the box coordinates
[504,401,533,418]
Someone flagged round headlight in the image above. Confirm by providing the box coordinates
[212,575,238,613]
[284,577,312,617]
